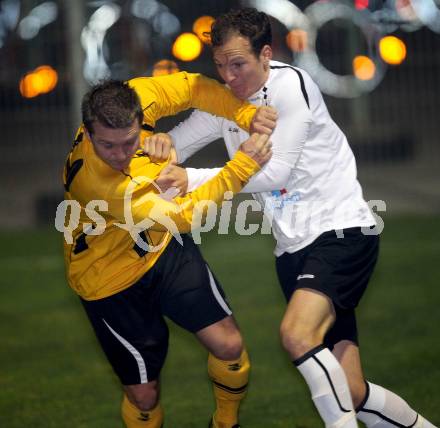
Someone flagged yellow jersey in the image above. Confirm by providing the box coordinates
[63,72,259,301]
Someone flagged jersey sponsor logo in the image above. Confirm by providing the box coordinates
[297,274,315,280]
[269,190,301,209]
[228,126,239,133]
[271,188,287,197]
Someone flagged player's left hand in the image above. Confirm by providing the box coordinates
[250,106,278,135]
[155,165,188,197]
[143,133,177,164]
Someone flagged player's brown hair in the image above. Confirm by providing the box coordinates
[210,8,272,57]
[82,80,143,134]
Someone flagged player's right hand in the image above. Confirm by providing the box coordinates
[143,133,177,164]
[250,106,277,135]
[239,133,272,167]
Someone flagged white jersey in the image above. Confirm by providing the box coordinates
[169,60,375,256]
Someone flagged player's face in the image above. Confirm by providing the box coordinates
[213,33,272,100]
[88,119,141,171]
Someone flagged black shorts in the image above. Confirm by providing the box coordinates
[276,227,379,347]
[80,235,232,385]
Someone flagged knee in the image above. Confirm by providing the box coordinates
[213,332,243,360]
[280,321,323,360]
[350,379,368,408]
[126,382,159,411]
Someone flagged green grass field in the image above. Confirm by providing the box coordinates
[1,215,439,427]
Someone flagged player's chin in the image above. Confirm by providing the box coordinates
[231,86,248,100]
[111,161,130,171]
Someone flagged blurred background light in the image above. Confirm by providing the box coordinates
[296,1,385,98]
[19,65,58,98]
[355,0,369,10]
[285,29,308,52]
[379,35,407,64]
[18,15,39,39]
[81,3,121,84]
[153,10,180,37]
[131,0,160,20]
[19,74,39,98]
[0,0,20,48]
[172,32,202,61]
[353,55,376,80]
[193,15,215,44]
[370,0,422,33]
[34,65,58,92]
[409,0,440,33]
[395,0,419,22]
[88,2,119,32]
[18,1,57,40]
[152,59,179,76]
[249,0,308,30]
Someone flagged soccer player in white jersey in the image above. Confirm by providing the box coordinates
[146,8,437,428]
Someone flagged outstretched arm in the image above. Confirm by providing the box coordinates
[129,72,259,133]
[111,134,272,232]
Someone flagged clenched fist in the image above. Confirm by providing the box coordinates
[250,106,277,135]
[143,133,177,164]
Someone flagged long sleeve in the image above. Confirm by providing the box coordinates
[169,110,223,163]
[128,72,256,133]
[110,151,260,232]
[171,70,313,194]
[185,159,293,194]
[260,71,311,169]
[186,167,222,192]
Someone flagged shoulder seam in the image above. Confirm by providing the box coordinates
[270,65,310,109]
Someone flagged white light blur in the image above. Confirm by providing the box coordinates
[410,0,440,33]
[81,3,121,84]
[249,0,309,30]
[246,0,385,97]
[31,2,57,26]
[18,15,40,39]
[17,1,58,40]
[0,0,20,30]
[88,2,119,32]
[368,0,422,33]
[299,1,386,98]
[131,0,160,20]
[153,11,180,37]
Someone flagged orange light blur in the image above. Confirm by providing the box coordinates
[286,29,308,52]
[20,74,39,98]
[19,65,58,98]
[172,33,203,61]
[379,36,407,65]
[34,65,58,93]
[152,59,180,77]
[353,55,376,80]
[193,15,215,45]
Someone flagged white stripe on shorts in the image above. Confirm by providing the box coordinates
[206,265,232,316]
[102,318,148,384]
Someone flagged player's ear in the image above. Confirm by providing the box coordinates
[260,45,272,63]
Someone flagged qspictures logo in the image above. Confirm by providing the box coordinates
[55,176,386,253]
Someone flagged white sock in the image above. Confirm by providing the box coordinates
[357,381,437,428]
[295,345,358,428]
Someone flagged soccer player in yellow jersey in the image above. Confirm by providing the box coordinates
[62,74,273,428]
